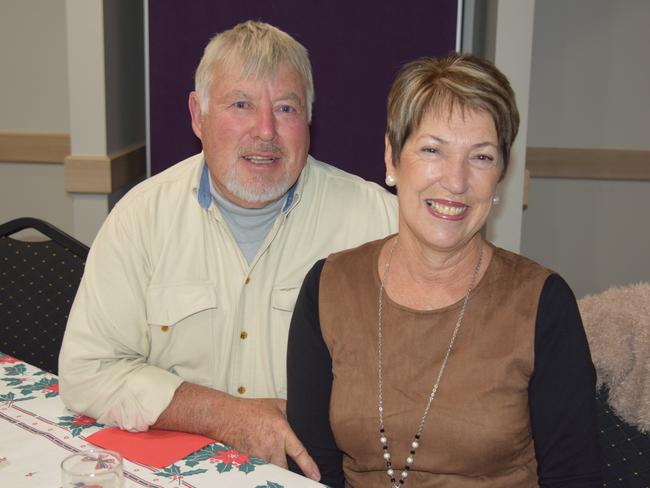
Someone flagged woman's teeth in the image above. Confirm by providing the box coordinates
[426,200,467,216]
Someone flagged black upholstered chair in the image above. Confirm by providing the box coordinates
[0,217,88,374]
[597,386,650,487]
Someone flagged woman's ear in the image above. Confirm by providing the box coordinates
[384,135,398,187]
[384,134,396,174]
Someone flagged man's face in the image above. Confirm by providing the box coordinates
[189,62,310,208]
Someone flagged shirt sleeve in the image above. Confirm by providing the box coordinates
[286,259,345,488]
[58,210,183,431]
[529,274,603,487]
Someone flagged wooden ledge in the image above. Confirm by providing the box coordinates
[64,143,146,194]
[0,132,70,163]
[527,147,650,180]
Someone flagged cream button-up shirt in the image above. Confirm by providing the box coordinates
[59,153,397,431]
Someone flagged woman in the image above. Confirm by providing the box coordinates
[286,53,602,487]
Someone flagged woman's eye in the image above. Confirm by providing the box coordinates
[422,147,438,154]
[470,154,497,168]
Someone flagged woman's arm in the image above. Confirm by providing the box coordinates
[286,259,345,487]
[529,274,602,487]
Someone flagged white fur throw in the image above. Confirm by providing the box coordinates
[578,282,650,433]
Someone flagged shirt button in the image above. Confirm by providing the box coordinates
[237,386,246,395]
[244,277,251,284]
[161,326,169,332]
[240,331,248,340]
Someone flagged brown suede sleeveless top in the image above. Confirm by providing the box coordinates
[319,236,552,487]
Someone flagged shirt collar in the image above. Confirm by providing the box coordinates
[282,180,298,212]
[196,157,311,212]
[197,162,212,209]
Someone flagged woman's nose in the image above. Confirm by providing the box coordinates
[440,158,469,195]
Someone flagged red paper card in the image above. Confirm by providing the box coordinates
[86,428,214,468]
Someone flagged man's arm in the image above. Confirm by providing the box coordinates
[59,210,183,431]
[153,383,320,480]
[59,210,319,480]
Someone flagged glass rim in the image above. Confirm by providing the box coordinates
[61,448,123,477]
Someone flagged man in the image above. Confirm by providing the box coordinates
[59,21,397,481]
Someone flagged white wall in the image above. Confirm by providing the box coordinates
[526,0,650,150]
[521,0,650,297]
[0,163,73,232]
[0,1,69,133]
[0,0,145,245]
[65,0,107,155]
[0,0,75,234]
[522,178,650,297]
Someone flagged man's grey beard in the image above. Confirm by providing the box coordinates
[223,170,292,206]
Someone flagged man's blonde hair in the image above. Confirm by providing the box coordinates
[386,53,519,177]
[195,20,314,122]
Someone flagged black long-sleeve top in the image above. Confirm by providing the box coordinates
[287,257,602,487]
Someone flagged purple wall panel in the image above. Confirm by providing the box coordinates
[149,1,457,185]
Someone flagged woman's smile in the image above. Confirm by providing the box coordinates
[425,198,469,220]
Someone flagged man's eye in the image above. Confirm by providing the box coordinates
[278,104,296,113]
[233,101,249,109]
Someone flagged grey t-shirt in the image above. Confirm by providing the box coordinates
[210,184,285,264]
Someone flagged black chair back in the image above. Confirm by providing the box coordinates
[597,386,650,487]
[0,218,89,374]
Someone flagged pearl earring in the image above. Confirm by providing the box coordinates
[492,195,500,205]
[385,175,396,187]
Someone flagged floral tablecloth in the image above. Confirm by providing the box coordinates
[0,353,323,488]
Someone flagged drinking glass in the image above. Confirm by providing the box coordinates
[61,449,124,488]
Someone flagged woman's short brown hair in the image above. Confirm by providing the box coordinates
[386,53,519,176]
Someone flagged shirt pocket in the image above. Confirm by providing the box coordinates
[271,286,300,313]
[145,282,218,386]
[269,285,301,398]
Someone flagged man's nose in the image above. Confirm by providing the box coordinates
[251,107,277,141]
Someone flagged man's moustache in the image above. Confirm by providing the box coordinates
[240,143,285,156]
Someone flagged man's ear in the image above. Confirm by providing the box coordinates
[188,92,203,140]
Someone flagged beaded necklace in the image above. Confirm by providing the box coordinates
[377,237,484,487]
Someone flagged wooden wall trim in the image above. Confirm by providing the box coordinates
[64,143,146,194]
[527,147,650,180]
[0,132,70,163]
[6,138,647,188]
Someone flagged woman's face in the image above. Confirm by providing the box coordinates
[386,106,502,254]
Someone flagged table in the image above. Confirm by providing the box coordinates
[0,353,324,487]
